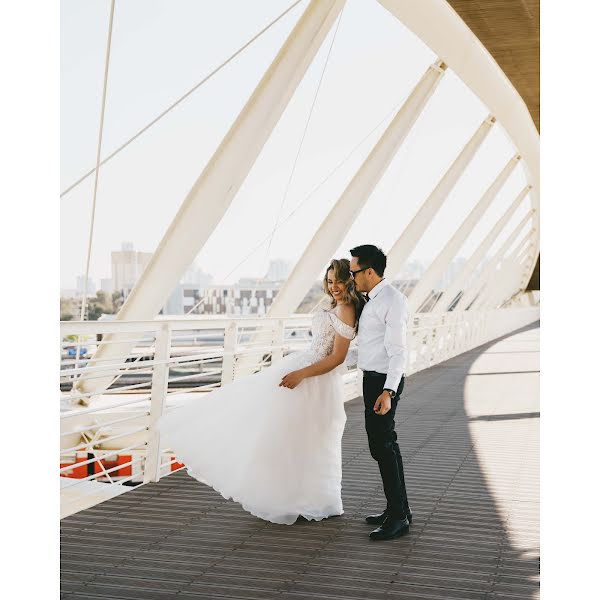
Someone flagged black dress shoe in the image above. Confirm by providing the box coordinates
[365,508,413,526]
[369,516,410,541]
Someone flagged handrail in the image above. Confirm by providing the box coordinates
[60,307,539,518]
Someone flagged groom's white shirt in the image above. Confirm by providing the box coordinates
[357,279,409,391]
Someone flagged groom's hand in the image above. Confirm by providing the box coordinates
[373,392,392,415]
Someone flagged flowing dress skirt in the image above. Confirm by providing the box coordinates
[156,352,347,525]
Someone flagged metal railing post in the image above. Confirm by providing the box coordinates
[221,321,238,385]
[143,323,171,484]
[271,319,285,363]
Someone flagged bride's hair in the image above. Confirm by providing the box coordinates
[323,258,365,321]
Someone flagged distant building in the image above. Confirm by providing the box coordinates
[264,259,293,282]
[100,278,114,293]
[181,264,213,286]
[76,275,96,297]
[157,265,215,315]
[111,242,153,293]
[194,280,282,316]
[163,283,205,315]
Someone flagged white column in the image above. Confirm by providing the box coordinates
[266,60,447,317]
[386,115,495,279]
[454,210,535,311]
[75,0,345,396]
[408,154,521,313]
[432,185,531,313]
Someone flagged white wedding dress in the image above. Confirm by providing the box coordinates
[156,308,356,525]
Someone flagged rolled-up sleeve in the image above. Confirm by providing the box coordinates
[383,295,409,391]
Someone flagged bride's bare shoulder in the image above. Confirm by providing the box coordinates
[335,302,356,327]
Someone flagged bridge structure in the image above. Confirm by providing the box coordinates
[60,1,540,598]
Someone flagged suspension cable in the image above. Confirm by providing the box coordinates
[184,101,402,316]
[263,5,345,269]
[60,0,305,198]
[213,97,405,289]
[79,0,116,324]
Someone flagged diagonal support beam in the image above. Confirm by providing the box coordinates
[376,0,540,291]
[408,154,521,313]
[479,247,534,310]
[386,115,495,280]
[75,0,346,398]
[266,60,447,317]
[431,184,531,312]
[455,212,535,311]
[477,232,536,309]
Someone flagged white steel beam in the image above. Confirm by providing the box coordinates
[408,154,521,313]
[266,60,447,317]
[376,0,540,287]
[484,239,536,309]
[469,229,535,311]
[516,242,532,265]
[386,115,495,280]
[75,0,345,397]
[469,227,536,310]
[454,211,535,311]
[432,185,531,313]
[481,249,533,309]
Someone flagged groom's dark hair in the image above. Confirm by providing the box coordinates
[350,244,386,277]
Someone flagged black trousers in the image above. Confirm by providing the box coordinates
[363,373,409,518]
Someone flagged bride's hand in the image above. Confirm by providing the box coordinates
[279,370,304,389]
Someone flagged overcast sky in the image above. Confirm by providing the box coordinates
[61,0,531,289]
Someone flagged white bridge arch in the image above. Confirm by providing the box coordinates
[60,0,539,515]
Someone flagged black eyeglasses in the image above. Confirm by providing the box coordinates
[350,267,369,278]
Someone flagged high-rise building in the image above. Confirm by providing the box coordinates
[111,242,153,293]
[181,264,213,286]
[264,259,293,282]
[76,275,96,297]
[100,278,114,293]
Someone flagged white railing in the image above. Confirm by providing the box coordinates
[60,305,539,517]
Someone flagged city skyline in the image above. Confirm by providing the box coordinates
[61,240,469,298]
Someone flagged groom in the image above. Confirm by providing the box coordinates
[350,244,411,541]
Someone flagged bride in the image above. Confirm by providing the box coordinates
[156,258,364,525]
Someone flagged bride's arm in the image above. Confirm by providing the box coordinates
[304,332,352,373]
[279,305,355,389]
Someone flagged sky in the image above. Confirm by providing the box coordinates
[60,0,532,290]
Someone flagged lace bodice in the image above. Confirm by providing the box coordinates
[305,308,356,364]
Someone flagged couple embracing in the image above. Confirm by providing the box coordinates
[157,244,411,541]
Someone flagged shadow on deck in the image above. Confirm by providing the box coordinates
[61,322,540,600]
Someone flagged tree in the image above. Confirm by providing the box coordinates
[60,297,78,321]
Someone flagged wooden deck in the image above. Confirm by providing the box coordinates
[61,322,540,600]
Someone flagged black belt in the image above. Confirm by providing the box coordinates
[362,370,387,378]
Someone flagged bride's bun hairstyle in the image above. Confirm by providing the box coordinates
[323,258,365,319]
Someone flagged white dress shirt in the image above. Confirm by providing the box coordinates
[357,279,409,391]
